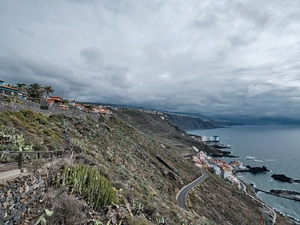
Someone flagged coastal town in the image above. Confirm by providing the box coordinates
[188,136,280,225]
[190,136,244,189]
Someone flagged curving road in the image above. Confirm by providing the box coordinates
[176,168,208,210]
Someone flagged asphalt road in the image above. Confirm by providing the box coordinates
[261,205,275,225]
[245,186,277,225]
[176,168,208,210]
[177,166,276,224]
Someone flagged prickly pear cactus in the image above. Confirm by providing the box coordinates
[0,125,33,152]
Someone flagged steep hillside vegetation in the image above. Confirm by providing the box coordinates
[115,109,218,154]
[165,113,221,130]
[0,108,290,224]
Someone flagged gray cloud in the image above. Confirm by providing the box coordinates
[80,47,104,66]
[0,0,300,118]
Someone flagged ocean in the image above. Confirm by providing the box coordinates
[187,125,300,222]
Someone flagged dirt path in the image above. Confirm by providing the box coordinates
[0,169,31,185]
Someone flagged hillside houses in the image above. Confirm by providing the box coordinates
[91,106,113,115]
[0,80,26,99]
[0,79,113,115]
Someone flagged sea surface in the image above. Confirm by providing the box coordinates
[187,125,300,222]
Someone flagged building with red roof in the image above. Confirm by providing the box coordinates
[0,80,26,99]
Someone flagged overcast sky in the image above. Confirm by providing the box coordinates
[1,0,300,118]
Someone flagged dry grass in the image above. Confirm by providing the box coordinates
[43,189,89,225]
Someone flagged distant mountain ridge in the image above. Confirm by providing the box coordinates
[165,113,221,130]
[92,102,300,127]
[215,115,300,125]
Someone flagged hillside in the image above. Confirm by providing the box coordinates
[0,108,290,224]
[165,113,221,130]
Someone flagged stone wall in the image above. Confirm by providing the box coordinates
[0,170,50,225]
[0,99,103,120]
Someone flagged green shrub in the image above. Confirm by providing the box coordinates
[52,164,116,210]
[37,117,49,125]
[20,110,40,121]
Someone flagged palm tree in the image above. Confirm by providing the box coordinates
[16,83,27,95]
[16,83,26,90]
[28,83,42,101]
[43,85,54,99]
[7,84,17,88]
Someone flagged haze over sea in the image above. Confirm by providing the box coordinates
[188,125,300,222]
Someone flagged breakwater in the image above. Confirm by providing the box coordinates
[254,188,300,202]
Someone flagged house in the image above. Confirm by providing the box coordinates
[0,80,26,99]
[92,106,112,115]
[59,104,69,110]
[68,100,76,106]
[45,96,70,110]
[74,103,84,111]
[46,96,63,105]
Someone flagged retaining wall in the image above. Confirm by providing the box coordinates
[0,170,50,225]
[0,99,102,120]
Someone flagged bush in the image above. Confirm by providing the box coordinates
[38,117,49,125]
[46,191,88,225]
[20,110,40,121]
[52,164,116,210]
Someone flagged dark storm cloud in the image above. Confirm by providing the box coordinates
[0,0,300,118]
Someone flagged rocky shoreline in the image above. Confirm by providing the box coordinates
[235,165,269,174]
[254,188,300,202]
[271,174,300,183]
[212,149,239,158]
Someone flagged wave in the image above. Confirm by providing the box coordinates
[275,211,300,224]
[254,159,263,162]
[266,159,275,162]
[246,156,255,160]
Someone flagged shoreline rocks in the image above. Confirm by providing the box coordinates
[254,188,300,202]
[271,174,300,183]
[236,165,269,174]
[270,189,300,201]
[212,149,239,158]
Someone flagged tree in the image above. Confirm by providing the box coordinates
[16,83,27,95]
[43,85,54,99]
[28,83,42,101]
[7,84,17,88]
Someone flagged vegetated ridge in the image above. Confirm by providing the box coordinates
[0,107,290,224]
[165,113,222,130]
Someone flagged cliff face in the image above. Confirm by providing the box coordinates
[0,107,290,224]
[165,113,221,130]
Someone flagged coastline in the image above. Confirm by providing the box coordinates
[187,126,300,223]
